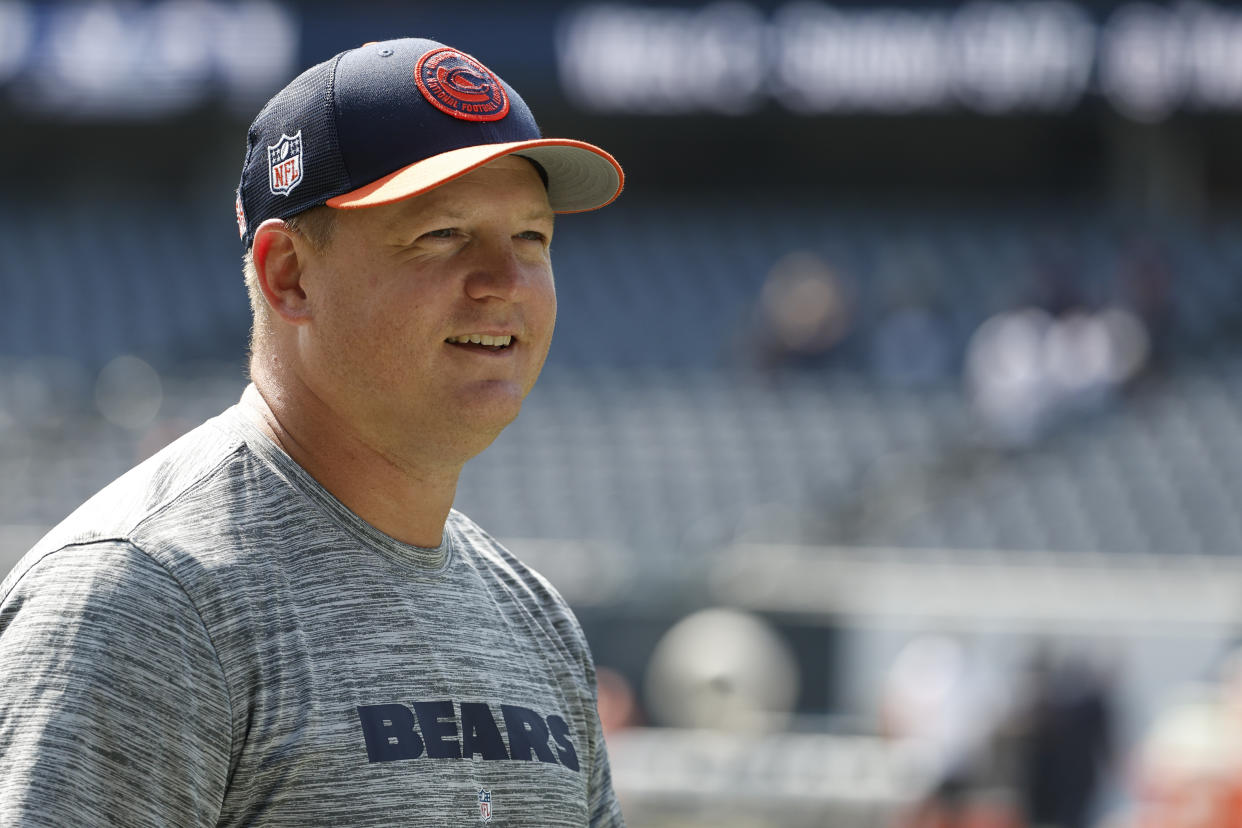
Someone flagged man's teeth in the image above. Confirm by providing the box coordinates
[446,334,512,347]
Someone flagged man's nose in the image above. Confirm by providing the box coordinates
[463,241,532,301]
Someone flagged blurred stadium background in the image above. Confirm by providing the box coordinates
[4,1,1242,825]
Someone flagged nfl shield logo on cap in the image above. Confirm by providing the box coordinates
[267,131,303,196]
[477,789,492,822]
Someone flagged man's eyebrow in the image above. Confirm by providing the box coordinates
[411,206,470,222]
[396,204,553,224]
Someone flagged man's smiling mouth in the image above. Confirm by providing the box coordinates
[445,333,514,350]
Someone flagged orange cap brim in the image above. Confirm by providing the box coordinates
[325,138,623,213]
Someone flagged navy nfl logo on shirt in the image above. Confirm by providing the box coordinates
[477,789,492,822]
[267,131,303,195]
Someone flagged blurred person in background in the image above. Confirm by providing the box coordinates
[890,639,1118,828]
[1118,646,1242,828]
[595,666,643,735]
[885,635,1023,828]
[0,38,626,826]
[1012,647,1116,828]
[1115,236,1174,371]
[743,250,854,374]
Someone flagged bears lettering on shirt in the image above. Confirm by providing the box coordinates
[357,701,580,772]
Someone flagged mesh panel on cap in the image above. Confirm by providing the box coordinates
[238,55,353,248]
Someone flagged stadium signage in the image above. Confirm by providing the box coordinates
[557,0,1242,122]
[0,0,296,119]
[6,0,1242,123]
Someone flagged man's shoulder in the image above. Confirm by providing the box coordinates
[447,510,590,647]
[449,511,562,595]
[23,408,256,567]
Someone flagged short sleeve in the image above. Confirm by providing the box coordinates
[587,702,626,827]
[0,542,232,827]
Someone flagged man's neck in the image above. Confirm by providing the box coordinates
[239,381,459,549]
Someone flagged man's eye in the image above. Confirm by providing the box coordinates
[423,228,456,240]
[517,231,547,242]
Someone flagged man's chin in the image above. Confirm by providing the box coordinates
[456,378,530,410]
[446,384,526,439]
[447,413,521,464]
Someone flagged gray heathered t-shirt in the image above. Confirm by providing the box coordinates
[0,400,624,827]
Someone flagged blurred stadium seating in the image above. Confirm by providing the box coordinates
[2,199,1239,564]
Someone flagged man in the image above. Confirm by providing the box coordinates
[0,38,625,826]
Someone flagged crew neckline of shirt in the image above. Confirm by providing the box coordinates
[217,403,454,575]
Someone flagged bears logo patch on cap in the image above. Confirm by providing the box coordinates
[415,47,509,122]
[235,193,246,240]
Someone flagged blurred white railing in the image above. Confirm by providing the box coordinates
[607,727,927,828]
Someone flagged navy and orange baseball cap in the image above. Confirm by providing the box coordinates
[235,37,624,248]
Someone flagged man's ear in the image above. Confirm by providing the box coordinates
[253,218,313,324]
